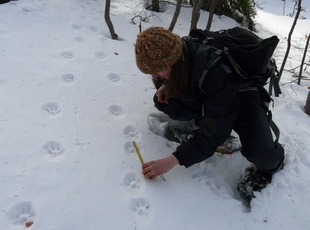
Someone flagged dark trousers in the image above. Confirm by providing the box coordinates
[154,91,284,172]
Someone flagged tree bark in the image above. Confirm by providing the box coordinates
[169,0,182,32]
[104,0,118,40]
[278,0,301,81]
[152,0,160,12]
[305,91,310,115]
[205,0,218,31]
[190,0,203,31]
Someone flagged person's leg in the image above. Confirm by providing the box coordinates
[234,91,284,172]
[234,91,284,204]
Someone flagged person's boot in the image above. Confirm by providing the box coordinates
[237,161,284,206]
[165,126,195,143]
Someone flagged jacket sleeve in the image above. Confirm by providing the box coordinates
[173,65,242,167]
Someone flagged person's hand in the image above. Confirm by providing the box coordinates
[142,155,179,179]
[156,84,169,103]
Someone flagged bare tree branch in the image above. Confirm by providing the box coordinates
[279,0,302,81]
[168,0,182,32]
[305,91,310,115]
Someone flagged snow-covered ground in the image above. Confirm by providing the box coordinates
[0,0,309,229]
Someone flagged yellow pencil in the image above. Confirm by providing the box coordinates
[132,141,166,181]
[132,141,144,164]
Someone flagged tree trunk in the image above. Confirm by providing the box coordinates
[104,0,118,40]
[278,0,301,81]
[190,0,203,31]
[152,0,160,12]
[298,33,310,85]
[305,91,310,115]
[169,0,182,32]
[205,0,218,31]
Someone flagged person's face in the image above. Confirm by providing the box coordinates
[151,68,171,80]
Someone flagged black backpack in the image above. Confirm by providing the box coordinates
[182,27,282,97]
[182,27,281,143]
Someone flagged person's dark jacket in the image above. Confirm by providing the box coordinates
[172,41,244,167]
[154,39,284,172]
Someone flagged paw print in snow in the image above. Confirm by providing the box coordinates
[124,141,135,153]
[42,141,64,157]
[42,102,61,116]
[95,51,108,59]
[123,125,139,139]
[60,51,75,59]
[107,73,121,83]
[130,198,151,217]
[108,104,124,116]
[74,36,85,43]
[123,172,141,191]
[89,26,100,33]
[62,73,75,83]
[6,201,35,226]
[71,24,84,30]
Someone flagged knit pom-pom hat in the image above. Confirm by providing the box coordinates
[135,27,183,74]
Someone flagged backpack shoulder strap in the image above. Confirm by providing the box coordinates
[258,85,280,144]
[182,37,223,94]
[268,58,282,97]
[183,37,235,92]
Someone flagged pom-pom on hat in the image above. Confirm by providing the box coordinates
[135,27,183,74]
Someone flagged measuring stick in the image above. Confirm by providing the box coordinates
[132,141,166,181]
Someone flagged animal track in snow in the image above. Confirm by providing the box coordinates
[42,102,61,116]
[42,141,64,157]
[108,104,125,116]
[62,73,76,83]
[124,141,135,153]
[130,198,151,217]
[99,37,107,43]
[123,125,139,139]
[6,201,35,226]
[94,51,108,59]
[107,72,121,83]
[22,7,31,13]
[191,171,210,181]
[123,172,142,192]
[89,26,100,33]
[74,36,85,43]
[60,51,75,59]
[71,23,84,30]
